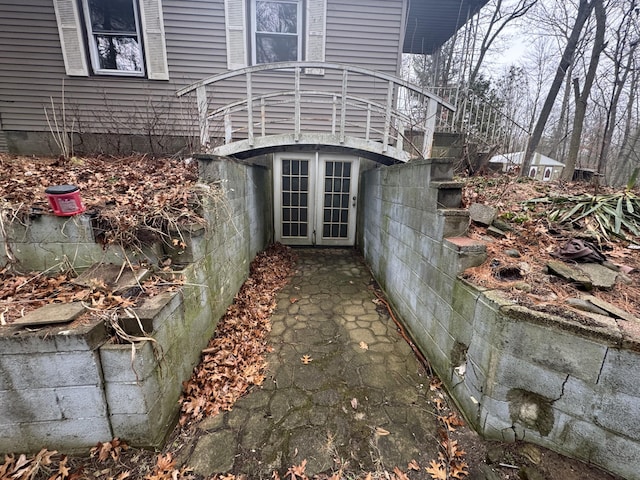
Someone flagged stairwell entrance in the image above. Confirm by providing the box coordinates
[273,152,360,246]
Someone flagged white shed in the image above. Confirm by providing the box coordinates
[489,151,565,181]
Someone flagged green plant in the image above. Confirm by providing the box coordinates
[527,180,640,241]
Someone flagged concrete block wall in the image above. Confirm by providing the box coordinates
[0,156,272,454]
[1,214,162,272]
[360,158,640,479]
[0,321,113,453]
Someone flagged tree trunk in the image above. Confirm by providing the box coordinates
[596,6,640,178]
[562,0,606,181]
[521,0,595,176]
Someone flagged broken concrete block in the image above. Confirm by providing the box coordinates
[566,298,610,316]
[469,203,497,226]
[575,263,620,290]
[583,295,640,323]
[13,302,86,327]
[546,260,593,290]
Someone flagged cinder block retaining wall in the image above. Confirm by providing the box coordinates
[359,158,640,480]
[0,157,271,454]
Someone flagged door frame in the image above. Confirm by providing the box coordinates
[273,151,360,246]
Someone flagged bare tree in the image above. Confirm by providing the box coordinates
[562,0,607,180]
[521,0,598,176]
[596,0,640,178]
[468,0,539,85]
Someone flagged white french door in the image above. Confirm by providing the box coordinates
[274,152,360,246]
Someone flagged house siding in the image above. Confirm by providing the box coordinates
[0,0,406,154]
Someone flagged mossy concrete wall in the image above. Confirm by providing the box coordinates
[359,159,640,480]
[0,157,272,454]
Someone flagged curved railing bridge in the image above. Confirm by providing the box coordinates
[177,62,455,164]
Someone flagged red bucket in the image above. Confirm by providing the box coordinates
[45,185,86,216]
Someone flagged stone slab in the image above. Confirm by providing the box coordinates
[469,203,497,226]
[584,295,640,323]
[73,263,151,293]
[576,263,620,289]
[12,302,86,327]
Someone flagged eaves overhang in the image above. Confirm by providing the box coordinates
[403,0,490,54]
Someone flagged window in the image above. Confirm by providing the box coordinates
[53,0,169,79]
[543,167,553,181]
[82,0,144,76]
[224,0,324,71]
[251,0,303,64]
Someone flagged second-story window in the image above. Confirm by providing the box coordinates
[81,0,145,76]
[252,0,303,65]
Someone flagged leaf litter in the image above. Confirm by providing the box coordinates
[460,174,640,319]
[0,160,629,480]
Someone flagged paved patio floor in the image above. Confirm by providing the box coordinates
[180,248,440,478]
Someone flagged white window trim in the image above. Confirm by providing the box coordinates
[54,0,169,79]
[81,0,146,77]
[224,0,325,72]
[250,0,303,66]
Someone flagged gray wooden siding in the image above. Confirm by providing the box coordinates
[0,0,405,143]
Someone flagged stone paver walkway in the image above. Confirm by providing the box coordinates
[183,249,439,478]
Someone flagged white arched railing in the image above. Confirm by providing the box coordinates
[177,62,455,161]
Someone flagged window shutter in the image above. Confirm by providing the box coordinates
[305,0,326,75]
[53,0,89,76]
[225,0,247,70]
[139,0,169,80]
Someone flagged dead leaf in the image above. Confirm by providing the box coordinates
[301,355,313,365]
[359,341,369,350]
[425,460,447,480]
[350,398,358,409]
[408,459,420,471]
[392,467,410,480]
[375,427,390,436]
[290,297,299,304]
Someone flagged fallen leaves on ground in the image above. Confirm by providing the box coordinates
[301,354,313,364]
[0,154,213,251]
[461,174,640,317]
[425,380,470,480]
[179,243,296,425]
[0,266,177,325]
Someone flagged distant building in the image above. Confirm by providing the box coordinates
[489,151,565,181]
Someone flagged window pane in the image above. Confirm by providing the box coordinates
[95,36,142,71]
[256,35,298,63]
[256,1,298,33]
[89,0,137,33]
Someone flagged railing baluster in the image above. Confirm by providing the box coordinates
[246,71,254,146]
[294,66,301,142]
[332,94,337,135]
[340,69,348,143]
[422,98,437,159]
[196,86,210,151]
[365,104,371,141]
[261,97,266,137]
[224,109,232,144]
[382,81,393,152]
[396,119,404,152]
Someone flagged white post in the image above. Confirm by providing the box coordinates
[339,69,348,143]
[294,66,301,142]
[382,81,393,152]
[246,71,254,146]
[196,86,210,151]
[422,98,438,159]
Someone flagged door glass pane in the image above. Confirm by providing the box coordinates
[321,161,351,239]
[280,159,309,238]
